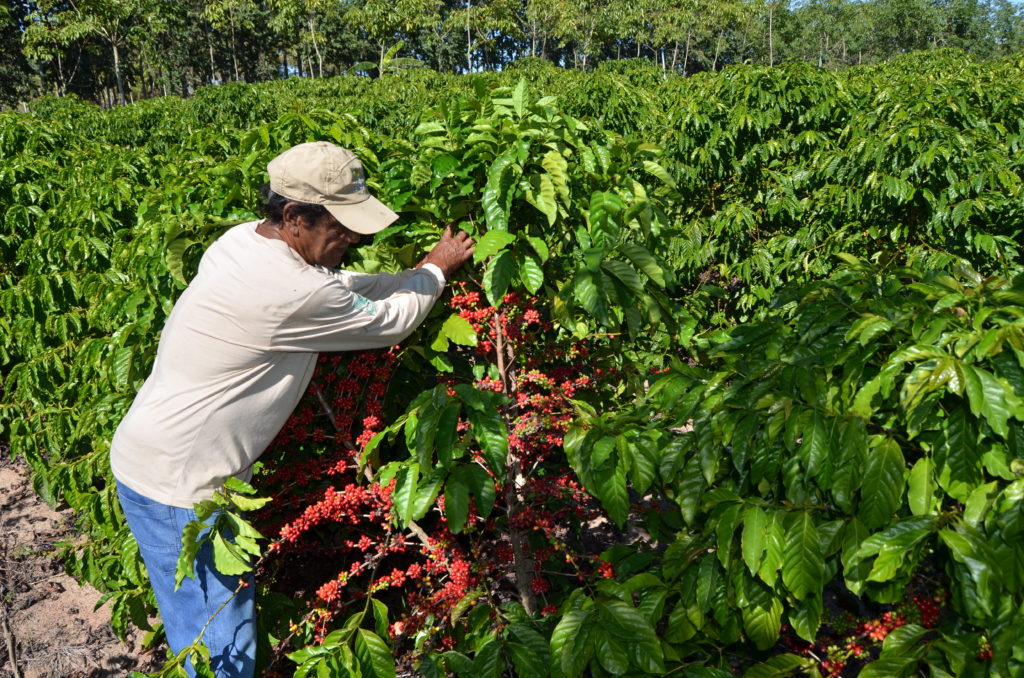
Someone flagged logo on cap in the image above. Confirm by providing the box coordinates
[352,166,367,193]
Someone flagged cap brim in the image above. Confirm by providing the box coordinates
[325,195,399,235]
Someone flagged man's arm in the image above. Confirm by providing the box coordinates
[335,226,475,300]
[271,227,474,353]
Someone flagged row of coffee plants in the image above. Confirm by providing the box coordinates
[1,51,1022,676]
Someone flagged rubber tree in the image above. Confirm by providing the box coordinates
[23,0,143,105]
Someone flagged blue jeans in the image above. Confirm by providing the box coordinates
[116,480,256,677]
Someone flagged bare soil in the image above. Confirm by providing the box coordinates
[0,454,162,678]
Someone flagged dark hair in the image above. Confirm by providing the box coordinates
[259,182,328,224]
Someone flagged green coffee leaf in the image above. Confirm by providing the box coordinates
[742,654,809,678]
[440,313,478,347]
[483,250,515,306]
[519,253,544,295]
[355,629,397,678]
[907,457,937,516]
[859,437,905,530]
[781,511,824,600]
[211,531,250,575]
[472,230,516,263]
[741,504,768,574]
[508,624,550,677]
[444,474,470,534]
[740,576,783,651]
[550,609,593,678]
[592,626,628,675]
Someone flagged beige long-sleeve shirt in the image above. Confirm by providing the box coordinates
[110,221,443,507]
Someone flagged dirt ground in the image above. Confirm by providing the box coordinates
[0,454,162,678]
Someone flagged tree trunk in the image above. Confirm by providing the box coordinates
[56,53,65,97]
[768,1,775,66]
[379,43,386,75]
[713,31,724,70]
[466,0,472,73]
[207,26,217,84]
[112,42,126,106]
[230,9,240,81]
[682,30,692,76]
[140,45,150,99]
[671,40,679,72]
[308,17,323,77]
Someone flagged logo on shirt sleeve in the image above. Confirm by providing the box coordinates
[352,293,378,316]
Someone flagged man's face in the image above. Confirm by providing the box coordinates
[293,211,362,268]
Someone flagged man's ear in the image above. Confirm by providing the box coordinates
[281,202,304,236]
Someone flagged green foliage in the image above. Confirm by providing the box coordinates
[174,479,269,588]
[585,259,1024,674]
[287,608,398,678]
[3,53,1024,676]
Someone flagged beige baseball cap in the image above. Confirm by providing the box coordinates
[267,141,399,235]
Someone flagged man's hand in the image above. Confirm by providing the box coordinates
[417,226,475,279]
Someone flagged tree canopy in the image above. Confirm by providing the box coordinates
[2,0,1023,108]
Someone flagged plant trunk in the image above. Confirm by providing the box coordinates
[768,1,775,66]
[493,314,536,616]
[713,31,724,70]
[671,40,679,72]
[466,0,472,73]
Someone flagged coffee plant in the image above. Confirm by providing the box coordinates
[2,51,1023,676]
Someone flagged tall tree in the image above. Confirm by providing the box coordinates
[446,0,520,72]
[203,0,258,82]
[344,0,444,73]
[521,0,562,58]
[788,0,862,68]
[1,0,33,107]
[989,0,1024,55]
[23,0,144,105]
[647,0,719,75]
[548,0,615,68]
[868,0,943,57]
